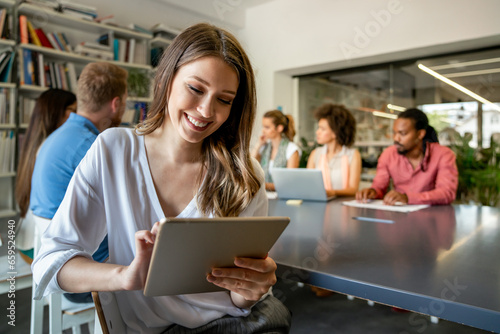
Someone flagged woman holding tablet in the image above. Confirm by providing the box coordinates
[307,104,362,198]
[32,23,290,333]
[252,110,301,191]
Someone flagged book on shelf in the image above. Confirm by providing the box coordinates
[56,32,72,52]
[0,9,7,39]
[37,53,45,87]
[0,130,15,173]
[127,39,135,63]
[46,33,63,50]
[0,91,8,124]
[133,41,148,65]
[122,101,148,126]
[97,32,112,48]
[117,38,127,62]
[74,44,113,60]
[66,62,77,93]
[0,50,14,82]
[20,96,36,124]
[127,23,153,36]
[26,20,42,46]
[1,12,12,39]
[35,28,54,49]
[21,48,35,85]
[19,15,29,44]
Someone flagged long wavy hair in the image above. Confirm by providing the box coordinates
[15,89,76,217]
[136,23,260,217]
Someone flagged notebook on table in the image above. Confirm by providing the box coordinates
[270,168,335,202]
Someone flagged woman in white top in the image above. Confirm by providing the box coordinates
[32,23,290,333]
[252,110,301,191]
[307,104,361,198]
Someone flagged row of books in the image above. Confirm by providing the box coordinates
[122,102,148,126]
[0,90,13,124]
[19,15,72,52]
[0,8,13,39]
[0,47,15,83]
[0,130,15,173]
[19,49,77,91]
[19,96,36,125]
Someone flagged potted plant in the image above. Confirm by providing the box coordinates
[450,132,500,206]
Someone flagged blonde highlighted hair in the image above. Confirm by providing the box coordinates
[136,23,261,217]
[263,110,296,141]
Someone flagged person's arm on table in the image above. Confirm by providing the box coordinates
[356,149,391,201]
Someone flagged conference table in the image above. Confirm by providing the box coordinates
[268,198,500,333]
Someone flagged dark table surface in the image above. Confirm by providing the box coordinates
[268,198,500,333]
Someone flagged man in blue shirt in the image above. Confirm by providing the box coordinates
[30,62,128,303]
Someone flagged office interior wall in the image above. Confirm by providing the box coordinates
[240,0,500,143]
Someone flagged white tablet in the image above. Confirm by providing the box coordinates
[143,216,290,297]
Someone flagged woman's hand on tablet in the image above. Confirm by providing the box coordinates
[120,222,160,291]
[207,255,278,308]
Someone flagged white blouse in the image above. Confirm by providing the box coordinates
[32,128,269,333]
[314,145,356,190]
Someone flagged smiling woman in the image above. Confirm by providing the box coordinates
[31,23,291,334]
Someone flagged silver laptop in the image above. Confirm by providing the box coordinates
[270,168,335,202]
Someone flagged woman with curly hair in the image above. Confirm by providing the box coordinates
[307,103,361,197]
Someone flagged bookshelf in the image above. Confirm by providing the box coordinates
[0,0,16,217]
[3,1,164,218]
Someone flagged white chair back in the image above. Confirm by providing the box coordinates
[30,215,96,334]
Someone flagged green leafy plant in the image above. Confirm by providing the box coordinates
[450,132,500,206]
[127,69,151,98]
[298,137,318,168]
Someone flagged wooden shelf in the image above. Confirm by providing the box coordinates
[0,0,15,8]
[18,3,152,40]
[0,39,15,47]
[0,123,15,129]
[0,82,15,89]
[0,171,15,178]
[20,44,152,70]
[0,209,16,218]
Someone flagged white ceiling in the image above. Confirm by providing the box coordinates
[149,0,274,28]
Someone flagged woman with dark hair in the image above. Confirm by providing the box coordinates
[252,109,300,190]
[32,23,291,333]
[307,104,362,197]
[15,88,76,261]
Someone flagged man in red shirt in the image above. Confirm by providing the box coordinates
[356,108,458,205]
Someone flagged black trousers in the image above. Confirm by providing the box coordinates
[163,295,292,334]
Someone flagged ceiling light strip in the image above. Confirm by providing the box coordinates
[444,68,500,78]
[387,104,406,112]
[429,57,500,70]
[418,64,500,112]
[373,111,398,119]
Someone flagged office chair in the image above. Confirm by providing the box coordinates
[30,215,96,334]
[92,291,126,334]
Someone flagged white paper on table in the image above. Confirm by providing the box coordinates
[342,199,430,212]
